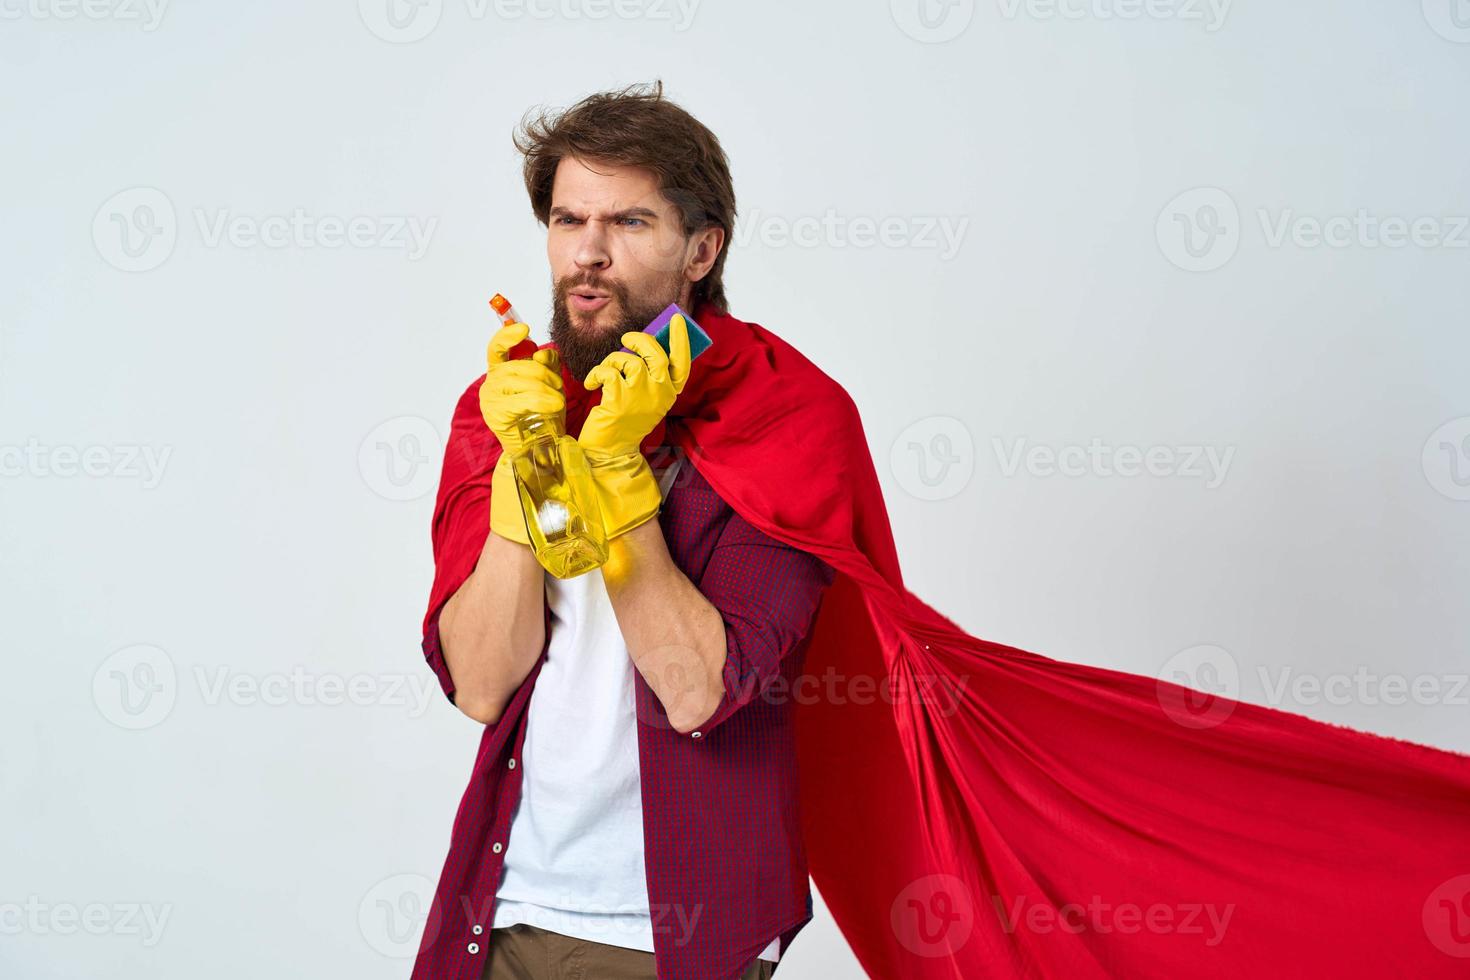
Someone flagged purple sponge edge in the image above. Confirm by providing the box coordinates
[617,303,713,362]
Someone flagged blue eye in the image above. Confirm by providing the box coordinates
[620,217,646,227]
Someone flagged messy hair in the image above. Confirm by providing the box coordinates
[513,80,737,314]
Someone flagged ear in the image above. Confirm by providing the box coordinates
[683,225,725,285]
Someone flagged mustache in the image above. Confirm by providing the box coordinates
[559,275,626,300]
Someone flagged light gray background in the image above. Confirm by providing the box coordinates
[3,2,1468,977]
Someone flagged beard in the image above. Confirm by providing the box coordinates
[549,270,688,383]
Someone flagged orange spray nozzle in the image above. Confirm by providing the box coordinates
[489,293,518,323]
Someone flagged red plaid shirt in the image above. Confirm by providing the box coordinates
[412,452,836,980]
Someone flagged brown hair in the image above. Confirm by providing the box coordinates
[513,80,737,314]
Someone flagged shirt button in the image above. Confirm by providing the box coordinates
[467,942,480,954]
[507,758,516,769]
[492,842,503,853]
[472,925,483,935]
[690,730,702,738]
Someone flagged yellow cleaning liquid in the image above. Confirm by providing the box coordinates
[508,413,608,579]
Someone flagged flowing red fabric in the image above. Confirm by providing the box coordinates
[425,302,1470,978]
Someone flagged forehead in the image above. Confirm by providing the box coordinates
[550,156,669,212]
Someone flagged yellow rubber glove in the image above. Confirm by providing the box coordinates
[479,321,564,544]
[577,314,692,539]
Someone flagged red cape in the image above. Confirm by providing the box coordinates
[426,302,1470,978]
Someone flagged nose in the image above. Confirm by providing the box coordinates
[573,219,611,275]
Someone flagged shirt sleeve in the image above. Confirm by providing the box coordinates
[686,508,836,737]
[421,605,457,705]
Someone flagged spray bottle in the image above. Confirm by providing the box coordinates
[488,293,608,579]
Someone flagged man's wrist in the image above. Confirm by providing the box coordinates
[584,449,662,540]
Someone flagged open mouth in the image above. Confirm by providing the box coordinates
[569,288,612,313]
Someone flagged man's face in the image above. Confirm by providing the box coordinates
[546,156,707,383]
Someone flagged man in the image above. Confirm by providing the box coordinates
[413,82,835,980]
[408,77,1470,980]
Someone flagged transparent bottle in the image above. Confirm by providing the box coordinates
[507,411,608,579]
[490,293,608,579]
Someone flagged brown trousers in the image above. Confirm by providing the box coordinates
[480,922,775,980]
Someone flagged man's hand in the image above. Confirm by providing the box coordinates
[479,321,564,544]
[480,321,565,452]
[577,315,691,539]
[579,314,691,454]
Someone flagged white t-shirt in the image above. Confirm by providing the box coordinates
[492,457,780,963]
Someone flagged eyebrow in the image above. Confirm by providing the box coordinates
[550,205,660,222]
